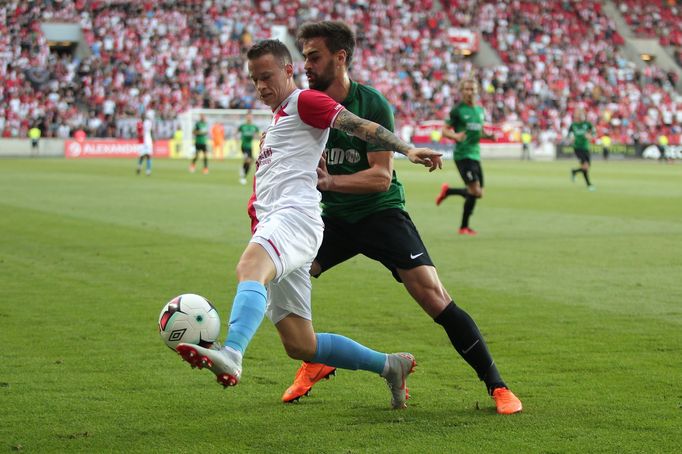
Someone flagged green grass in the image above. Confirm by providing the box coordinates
[1,158,681,453]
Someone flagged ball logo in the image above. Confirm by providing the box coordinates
[169,329,186,342]
[68,141,82,157]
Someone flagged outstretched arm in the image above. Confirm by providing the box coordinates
[333,109,442,171]
[442,124,466,142]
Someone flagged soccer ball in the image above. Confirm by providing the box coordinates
[158,294,221,351]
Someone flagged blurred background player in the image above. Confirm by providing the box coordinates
[191,113,209,174]
[568,109,595,190]
[211,121,225,160]
[237,111,259,185]
[436,79,492,236]
[281,21,521,415]
[136,112,153,176]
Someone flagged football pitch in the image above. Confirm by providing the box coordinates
[1,157,680,453]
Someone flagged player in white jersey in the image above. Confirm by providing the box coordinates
[175,39,441,409]
[136,112,153,176]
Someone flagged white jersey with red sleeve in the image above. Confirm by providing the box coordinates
[248,89,345,232]
[137,118,154,156]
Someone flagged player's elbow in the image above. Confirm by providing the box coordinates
[376,174,392,192]
[370,171,392,192]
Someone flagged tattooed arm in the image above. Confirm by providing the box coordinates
[332,109,442,171]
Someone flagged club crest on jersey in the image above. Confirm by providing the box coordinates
[274,102,289,125]
[327,147,361,165]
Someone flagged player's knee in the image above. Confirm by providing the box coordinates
[468,188,483,198]
[282,340,315,361]
[235,258,258,281]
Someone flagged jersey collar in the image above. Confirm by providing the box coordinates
[341,80,358,107]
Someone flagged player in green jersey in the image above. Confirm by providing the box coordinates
[436,79,494,235]
[281,21,522,415]
[568,109,596,190]
[191,114,209,175]
[237,111,259,185]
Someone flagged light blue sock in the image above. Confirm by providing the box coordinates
[146,157,152,172]
[312,333,386,374]
[224,281,267,354]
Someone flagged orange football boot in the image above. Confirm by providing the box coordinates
[492,387,523,415]
[281,362,336,403]
[436,183,449,206]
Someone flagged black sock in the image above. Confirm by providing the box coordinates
[243,162,250,177]
[583,169,591,186]
[435,302,506,394]
[572,168,579,176]
[203,155,208,169]
[447,188,468,197]
[461,195,476,229]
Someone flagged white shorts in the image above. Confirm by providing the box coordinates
[250,208,323,324]
[138,141,152,156]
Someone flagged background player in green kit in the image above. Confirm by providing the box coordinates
[568,109,596,191]
[436,78,492,235]
[282,20,522,415]
[237,111,259,185]
[191,113,209,174]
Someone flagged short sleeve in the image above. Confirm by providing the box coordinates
[298,89,345,130]
[364,96,395,153]
[447,108,459,128]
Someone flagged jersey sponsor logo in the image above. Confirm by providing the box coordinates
[326,147,361,165]
[256,146,272,168]
[467,123,482,131]
[410,252,424,259]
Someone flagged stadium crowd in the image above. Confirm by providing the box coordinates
[1,0,680,146]
[615,0,682,47]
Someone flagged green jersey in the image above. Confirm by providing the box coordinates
[322,81,405,223]
[569,121,594,150]
[238,123,259,149]
[194,120,208,145]
[446,102,485,161]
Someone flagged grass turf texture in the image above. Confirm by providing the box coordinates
[1,158,680,453]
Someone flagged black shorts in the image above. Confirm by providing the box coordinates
[575,148,590,164]
[455,158,484,187]
[314,208,433,283]
[195,143,207,152]
[242,147,253,159]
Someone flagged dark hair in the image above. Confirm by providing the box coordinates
[297,21,355,67]
[246,39,293,66]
